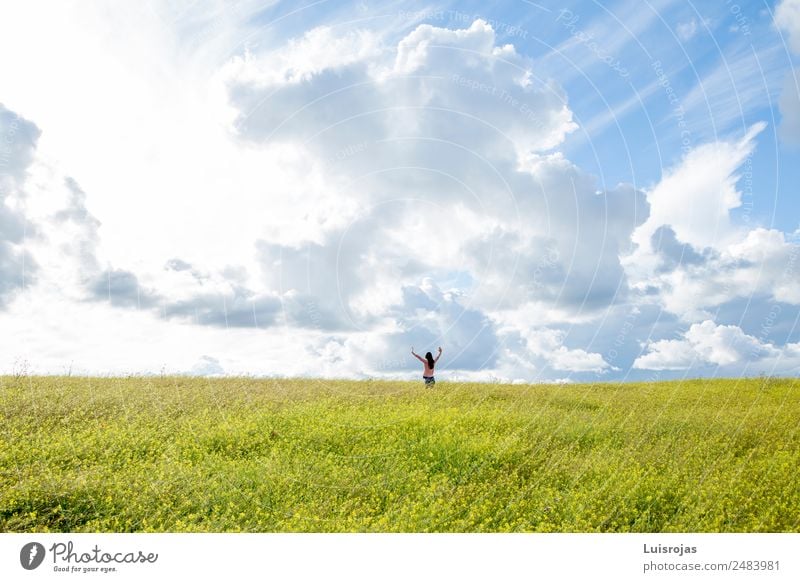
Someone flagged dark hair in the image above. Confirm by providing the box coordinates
[425,351,435,369]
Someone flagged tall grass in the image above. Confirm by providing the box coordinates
[1,376,797,532]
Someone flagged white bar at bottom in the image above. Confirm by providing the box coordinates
[1,533,797,582]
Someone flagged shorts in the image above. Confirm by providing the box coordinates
[423,376,435,386]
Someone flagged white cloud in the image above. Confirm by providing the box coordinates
[224,27,382,87]
[676,19,698,41]
[779,70,800,145]
[189,355,226,377]
[635,320,800,373]
[617,120,800,329]
[550,345,614,373]
[0,105,41,307]
[225,18,578,160]
[618,123,800,320]
[644,227,800,320]
[685,320,777,365]
[495,325,615,374]
[0,2,797,382]
[776,0,800,54]
[6,10,581,378]
[632,338,697,371]
[676,17,713,42]
[393,19,504,75]
[631,123,765,255]
[773,1,800,145]
[0,1,320,278]
[220,17,642,332]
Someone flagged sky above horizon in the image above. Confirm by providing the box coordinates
[1,0,799,382]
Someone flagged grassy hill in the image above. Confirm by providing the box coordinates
[1,375,797,532]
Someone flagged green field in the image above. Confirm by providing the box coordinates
[1,376,798,532]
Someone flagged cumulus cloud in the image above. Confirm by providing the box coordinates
[776,0,800,54]
[650,225,709,272]
[621,124,800,321]
[35,18,781,378]
[676,19,698,41]
[189,355,225,376]
[634,320,800,373]
[88,269,160,309]
[1,5,797,381]
[0,242,33,309]
[385,278,499,371]
[165,258,193,272]
[779,72,800,145]
[224,19,578,165]
[0,104,40,307]
[633,337,697,371]
[83,263,284,329]
[165,285,281,329]
[634,227,800,321]
[47,181,282,329]
[628,123,765,260]
[342,278,500,374]
[11,15,601,348]
[776,1,800,143]
[515,326,616,373]
[40,174,281,329]
[225,26,383,87]
[215,18,640,378]
[0,104,41,184]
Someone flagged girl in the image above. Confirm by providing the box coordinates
[411,346,442,386]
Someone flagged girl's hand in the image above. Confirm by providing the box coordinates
[437,346,442,353]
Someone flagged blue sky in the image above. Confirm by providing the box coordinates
[0,0,799,382]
